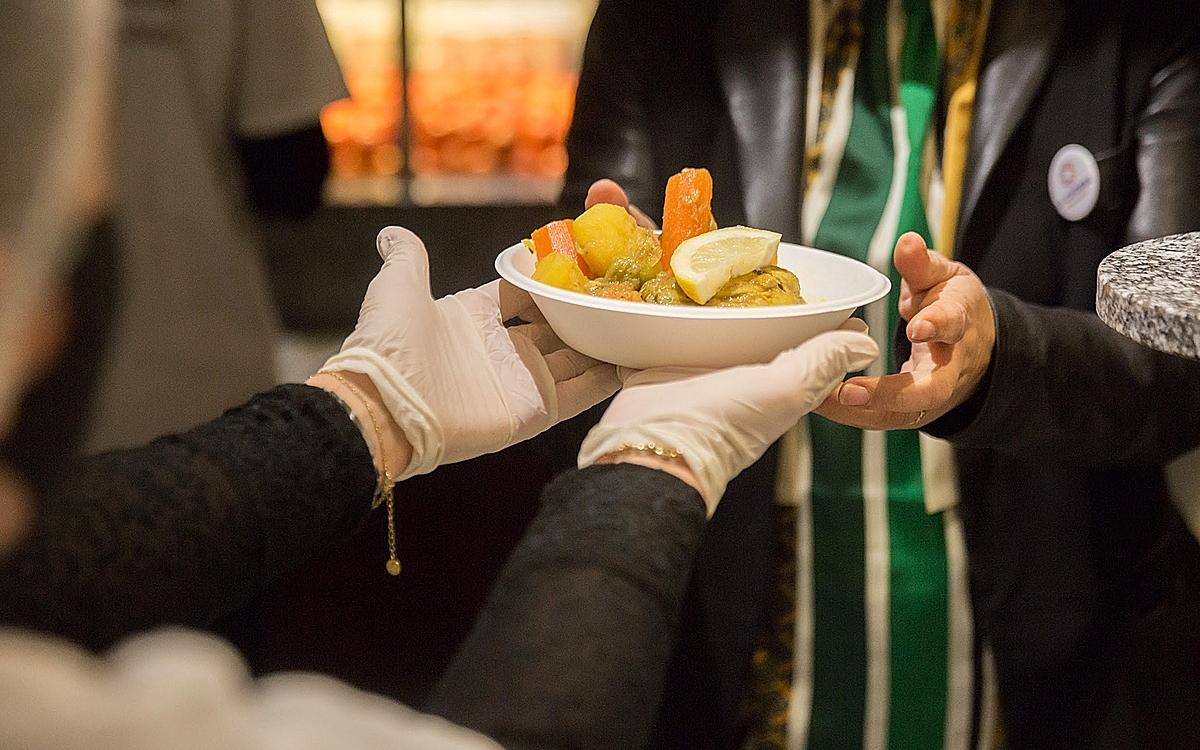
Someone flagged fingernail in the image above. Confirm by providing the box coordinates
[910,320,936,342]
[840,383,871,406]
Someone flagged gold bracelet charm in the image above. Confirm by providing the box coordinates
[327,371,401,576]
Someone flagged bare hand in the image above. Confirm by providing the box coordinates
[814,232,995,430]
[585,179,658,230]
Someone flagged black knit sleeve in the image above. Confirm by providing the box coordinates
[425,463,707,750]
[0,384,376,651]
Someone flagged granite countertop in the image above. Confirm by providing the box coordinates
[1096,232,1200,360]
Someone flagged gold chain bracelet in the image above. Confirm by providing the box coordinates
[327,371,401,576]
[611,442,683,460]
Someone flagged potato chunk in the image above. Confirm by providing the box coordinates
[532,251,588,292]
[573,203,661,279]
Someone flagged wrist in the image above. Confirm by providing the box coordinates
[309,369,410,577]
[593,443,703,500]
[307,371,413,489]
[320,348,445,479]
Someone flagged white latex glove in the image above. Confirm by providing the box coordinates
[578,320,880,514]
[323,226,621,479]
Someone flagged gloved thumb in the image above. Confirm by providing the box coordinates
[375,226,433,295]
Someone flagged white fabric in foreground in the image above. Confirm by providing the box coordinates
[0,627,502,750]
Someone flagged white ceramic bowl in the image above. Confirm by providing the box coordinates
[495,241,891,369]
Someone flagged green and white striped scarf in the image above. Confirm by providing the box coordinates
[744,1,998,749]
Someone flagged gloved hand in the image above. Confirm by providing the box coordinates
[578,320,879,514]
[323,226,621,479]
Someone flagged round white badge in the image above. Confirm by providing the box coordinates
[1048,143,1101,222]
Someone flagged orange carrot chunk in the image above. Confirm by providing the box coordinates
[659,167,714,270]
[531,218,592,278]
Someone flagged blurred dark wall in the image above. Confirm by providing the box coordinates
[262,204,561,335]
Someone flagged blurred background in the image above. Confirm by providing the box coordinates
[271,0,597,379]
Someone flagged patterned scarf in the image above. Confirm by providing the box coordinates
[742,1,994,749]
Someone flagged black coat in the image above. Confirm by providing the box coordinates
[0,381,711,750]
[563,1,1200,747]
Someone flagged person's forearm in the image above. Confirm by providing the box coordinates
[306,370,413,483]
[0,384,376,650]
[930,290,1200,464]
[425,463,707,750]
[595,444,700,493]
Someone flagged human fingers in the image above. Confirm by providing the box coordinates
[817,362,955,428]
[555,363,621,421]
[507,328,619,421]
[611,321,871,399]
[613,365,650,386]
[841,366,954,411]
[816,374,935,430]
[585,178,631,209]
[816,400,933,430]
[376,225,428,267]
[906,290,970,344]
[371,226,435,302]
[778,318,870,407]
[473,278,502,307]
[627,203,658,230]
[542,345,604,384]
[508,320,563,355]
[620,365,713,389]
[585,178,658,229]
[893,231,958,295]
[839,316,869,334]
[775,329,880,387]
[498,277,539,321]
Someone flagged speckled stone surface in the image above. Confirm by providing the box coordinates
[1096,232,1200,359]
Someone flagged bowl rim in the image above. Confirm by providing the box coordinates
[495,240,892,320]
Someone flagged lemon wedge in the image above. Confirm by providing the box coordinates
[670,226,782,304]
